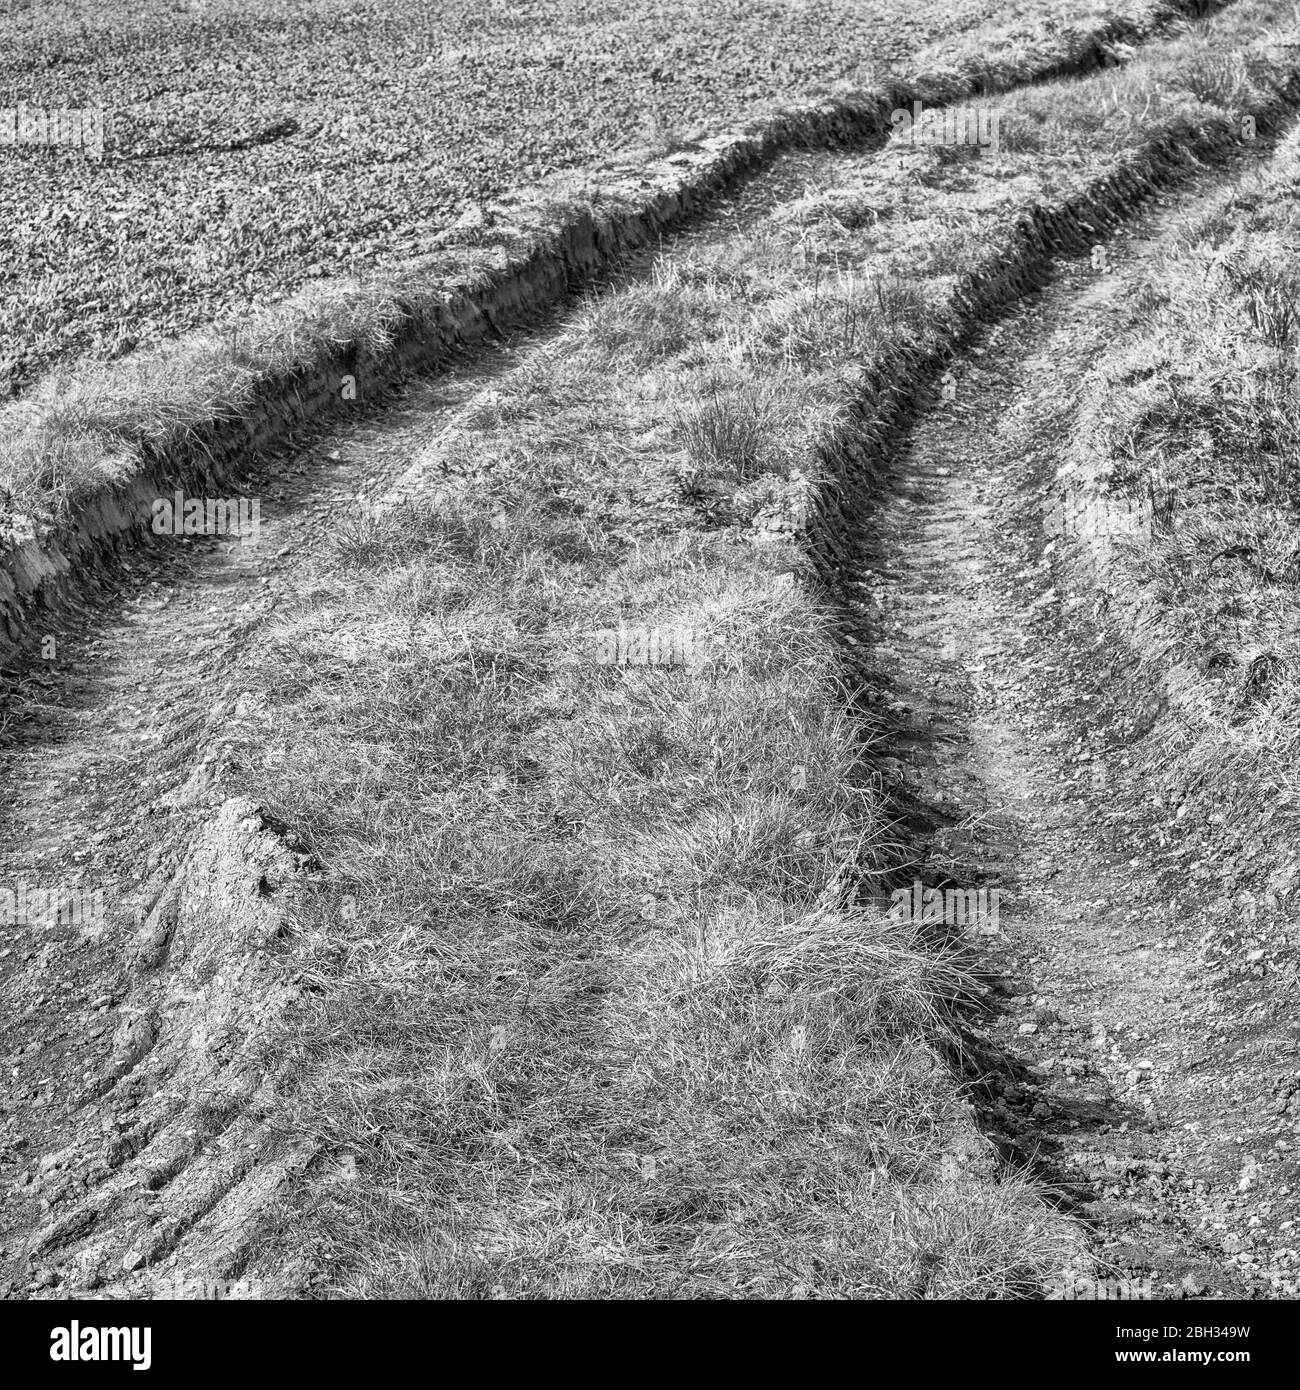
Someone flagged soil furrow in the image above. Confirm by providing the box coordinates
[864,179,1300,1298]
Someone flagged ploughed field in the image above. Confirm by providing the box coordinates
[0,0,1071,397]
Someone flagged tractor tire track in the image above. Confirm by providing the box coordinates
[2,14,1298,1299]
[863,185,1300,1299]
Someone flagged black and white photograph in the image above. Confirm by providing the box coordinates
[0,0,1297,1362]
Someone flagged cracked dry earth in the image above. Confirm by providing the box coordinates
[865,198,1300,1301]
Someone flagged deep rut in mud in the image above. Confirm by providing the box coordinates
[863,192,1300,1299]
